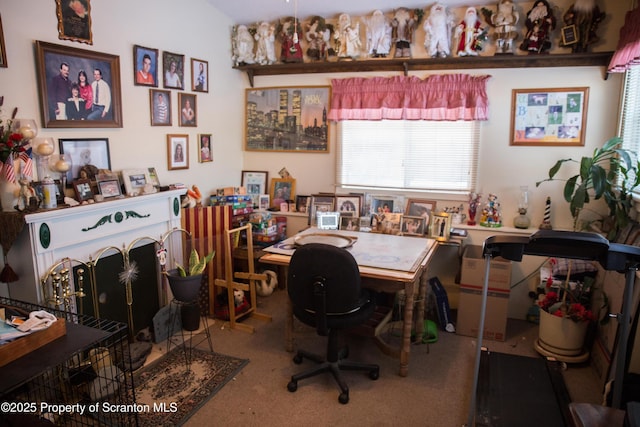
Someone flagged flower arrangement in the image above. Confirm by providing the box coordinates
[0,97,34,181]
[538,290,595,323]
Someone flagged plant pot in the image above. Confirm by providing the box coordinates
[180,302,200,331]
[537,309,589,357]
[166,270,203,303]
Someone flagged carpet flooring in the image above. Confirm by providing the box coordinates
[133,346,248,426]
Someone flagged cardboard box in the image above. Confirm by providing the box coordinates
[457,245,512,341]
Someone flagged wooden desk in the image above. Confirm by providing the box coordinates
[260,228,438,377]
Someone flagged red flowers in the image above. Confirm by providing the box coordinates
[537,290,594,322]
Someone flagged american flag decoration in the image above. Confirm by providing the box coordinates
[3,155,16,183]
[19,147,33,178]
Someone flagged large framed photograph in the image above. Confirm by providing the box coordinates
[121,168,150,196]
[191,58,208,93]
[162,51,184,90]
[0,15,7,68]
[150,89,171,126]
[510,87,589,146]
[133,45,158,87]
[178,93,197,127]
[245,86,330,152]
[167,134,189,170]
[241,170,268,207]
[405,198,437,226]
[55,0,92,45]
[35,40,122,128]
[269,178,296,210]
[59,137,111,185]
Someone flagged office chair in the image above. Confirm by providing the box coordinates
[286,243,380,404]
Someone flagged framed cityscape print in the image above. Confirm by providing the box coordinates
[35,41,123,128]
[245,86,330,153]
[133,45,158,87]
[510,87,589,146]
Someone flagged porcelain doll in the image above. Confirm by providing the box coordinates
[254,21,276,65]
[335,13,361,60]
[232,25,255,66]
[483,0,520,54]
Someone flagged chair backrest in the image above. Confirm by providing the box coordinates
[288,243,364,325]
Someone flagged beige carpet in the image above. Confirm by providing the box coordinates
[179,289,603,426]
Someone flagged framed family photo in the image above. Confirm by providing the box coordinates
[198,134,212,162]
[59,137,111,185]
[269,178,296,210]
[245,86,330,152]
[191,58,208,92]
[35,40,122,128]
[401,216,426,236]
[150,89,171,126]
[55,0,92,45]
[133,45,158,87]
[335,195,361,216]
[178,93,197,127]
[510,87,589,146]
[73,179,94,202]
[405,199,437,225]
[162,51,184,90]
[167,134,189,170]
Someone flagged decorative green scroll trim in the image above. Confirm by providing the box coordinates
[173,197,180,216]
[82,210,151,232]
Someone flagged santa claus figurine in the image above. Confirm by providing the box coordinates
[392,7,417,58]
[561,0,605,53]
[484,0,519,54]
[365,10,392,58]
[455,7,486,57]
[520,0,556,54]
[423,3,455,58]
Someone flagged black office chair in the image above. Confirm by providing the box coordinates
[286,243,380,404]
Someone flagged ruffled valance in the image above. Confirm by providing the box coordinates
[608,5,640,73]
[327,74,491,121]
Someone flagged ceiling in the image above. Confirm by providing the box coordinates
[207,0,491,25]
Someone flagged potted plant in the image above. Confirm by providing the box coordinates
[536,136,640,239]
[165,248,215,303]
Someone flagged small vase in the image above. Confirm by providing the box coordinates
[537,309,589,357]
[0,179,20,212]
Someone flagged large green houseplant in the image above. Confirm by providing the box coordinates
[536,137,640,239]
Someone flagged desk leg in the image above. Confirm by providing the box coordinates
[400,280,415,377]
[414,270,427,341]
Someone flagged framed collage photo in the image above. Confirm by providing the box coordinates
[178,93,197,127]
[510,87,589,146]
[245,86,330,153]
[35,40,122,128]
[162,51,184,90]
[167,134,189,170]
[191,58,208,93]
[150,89,171,126]
[59,137,111,186]
[133,45,158,87]
[242,170,268,206]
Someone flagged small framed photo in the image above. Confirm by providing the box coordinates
[335,195,361,216]
[242,170,268,206]
[269,178,296,210]
[121,168,150,196]
[309,194,335,225]
[296,195,310,214]
[381,213,403,235]
[55,0,93,45]
[430,212,451,242]
[133,45,158,87]
[150,89,171,126]
[73,179,94,202]
[178,93,197,127]
[162,51,184,89]
[191,58,208,92]
[259,194,270,210]
[340,216,360,231]
[370,196,396,215]
[561,25,578,46]
[198,134,212,162]
[317,211,340,230]
[167,134,189,170]
[147,167,160,188]
[97,178,121,198]
[401,216,426,236]
[405,199,437,226]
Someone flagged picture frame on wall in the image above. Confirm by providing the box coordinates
[191,58,208,93]
[269,178,296,210]
[133,45,158,87]
[59,137,111,186]
[150,89,171,126]
[198,134,212,162]
[55,0,93,45]
[167,134,189,170]
[35,40,123,128]
[162,51,184,90]
[178,93,197,127]
[245,86,330,153]
[510,87,589,146]
[0,15,7,68]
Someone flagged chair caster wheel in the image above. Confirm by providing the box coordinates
[369,369,380,380]
[287,380,298,392]
[293,354,303,364]
[339,392,349,404]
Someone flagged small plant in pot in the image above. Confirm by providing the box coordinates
[536,136,640,240]
[165,249,215,303]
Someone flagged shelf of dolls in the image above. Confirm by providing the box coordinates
[234,51,613,87]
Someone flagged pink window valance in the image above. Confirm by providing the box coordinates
[608,5,640,73]
[327,74,491,122]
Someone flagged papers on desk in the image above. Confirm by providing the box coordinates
[0,310,58,344]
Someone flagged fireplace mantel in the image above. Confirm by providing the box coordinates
[7,189,186,304]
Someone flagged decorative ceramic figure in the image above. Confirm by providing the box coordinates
[455,7,487,57]
[254,21,277,65]
[391,7,417,58]
[520,0,556,54]
[560,0,605,53]
[232,25,255,66]
[305,16,333,61]
[479,193,502,227]
[482,0,520,54]
[423,3,455,58]
[365,10,392,58]
[278,17,303,63]
[335,13,361,60]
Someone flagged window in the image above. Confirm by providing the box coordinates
[337,120,479,194]
[619,66,640,193]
